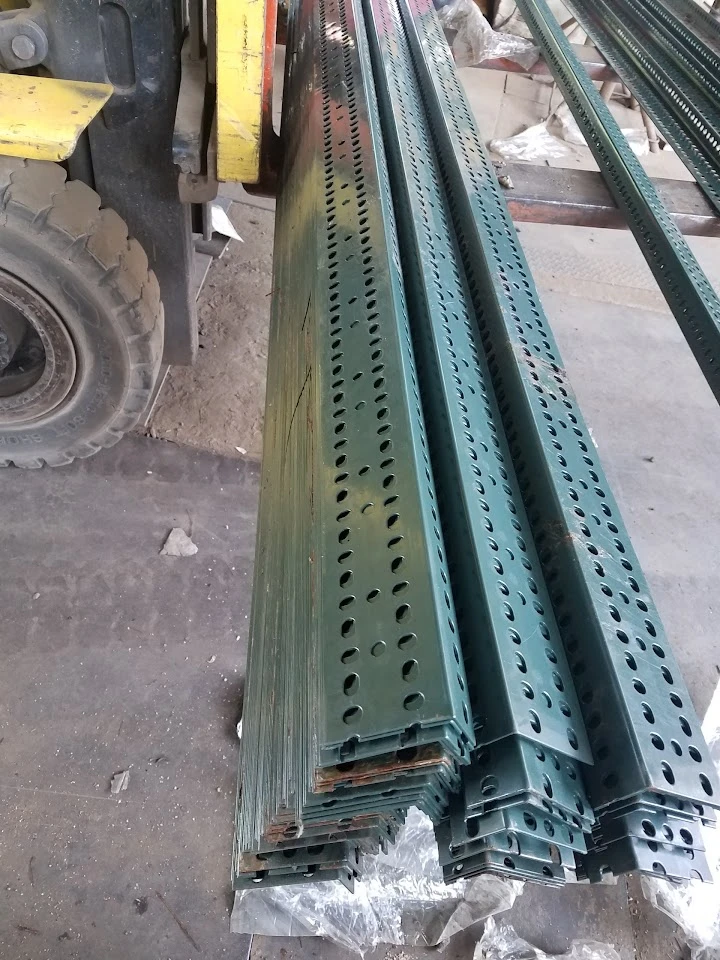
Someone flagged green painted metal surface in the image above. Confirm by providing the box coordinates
[617,0,720,100]
[668,0,720,52]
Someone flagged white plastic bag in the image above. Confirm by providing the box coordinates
[489,105,649,162]
[478,917,622,960]
[438,0,539,68]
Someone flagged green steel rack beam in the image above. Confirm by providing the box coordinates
[234,0,481,886]
[395,0,720,873]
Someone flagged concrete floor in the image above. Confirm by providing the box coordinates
[3,50,720,960]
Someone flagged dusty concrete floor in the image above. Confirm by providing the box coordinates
[3,53,720,960]
[150,199,274,461]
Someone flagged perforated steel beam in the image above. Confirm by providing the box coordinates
[395,0,720,880]
[363,0,590,766]
[234,0,478,887]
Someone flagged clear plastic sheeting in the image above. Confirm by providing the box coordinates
[490,121,580,162]
[642,681,720,960]
[230,808,523,954]
[492,0,572,40]
[437,0,539,69]
[489,105,649,162]
[477,917,622,960]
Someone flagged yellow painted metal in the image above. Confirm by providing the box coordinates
[216,0,266,183]
[0,74,112,162]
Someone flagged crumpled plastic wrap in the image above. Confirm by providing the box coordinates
[489,104,649,162]
[477,917,622,960]
[492,0,571,40]
[231,807,523,954]
[490,122,578,162]
[437,0,539,69]
[642,681,720,960]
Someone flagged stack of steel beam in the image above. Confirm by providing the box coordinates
[506,0,720,882]
[232,0,475,891]
[234,0,720,891]
[362,0,595,886]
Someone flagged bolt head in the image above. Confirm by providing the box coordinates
[11,35,36,61]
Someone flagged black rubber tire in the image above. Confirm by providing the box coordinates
[0,159,164,467]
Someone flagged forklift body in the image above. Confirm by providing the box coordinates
[0,0,275,466]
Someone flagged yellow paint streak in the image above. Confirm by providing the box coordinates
[216,0,266,183]
[0,74,112,162]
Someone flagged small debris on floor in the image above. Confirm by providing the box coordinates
[134,897,149,916]
[110,770,130,794]
[31,592,40,600]
[235,446,247,455]
[160,528,198,557]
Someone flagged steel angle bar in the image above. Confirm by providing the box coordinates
[247,0,476,848]
[262,813,404,847]
[452,801,588,852]
[317,765,460,798]
[577,836,712,883]
[303,773,453,811]
[444,849,567,885]
[435,820,575,870]
[461,738,591,828]
[302,789,448,823]
[363,0,590,766]
[235,0,480,878]
[238,841,364,873]
[515,0,720,407]
[565,0,720,215]
[603,792,716,826]
[436,818,577,867]
[256,817,402,853]
[593,811,706,852]
[395,0,720,814]
[234,862,360,891]
[314,744,458,792]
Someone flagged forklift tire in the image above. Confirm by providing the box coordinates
[0,159,164,468]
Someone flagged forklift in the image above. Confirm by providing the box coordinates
[0,0,276,467]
